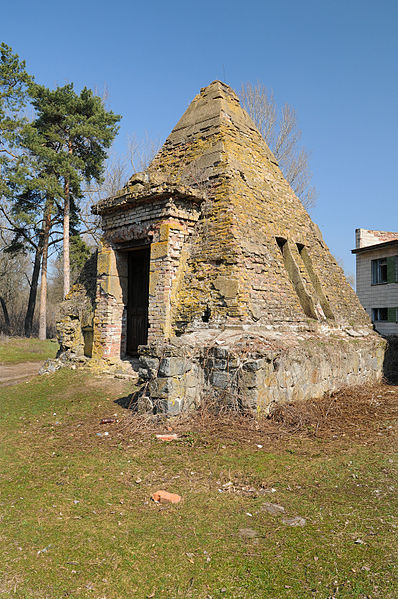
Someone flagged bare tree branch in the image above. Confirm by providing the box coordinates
[128,133,162,174]
[239,82,316,210]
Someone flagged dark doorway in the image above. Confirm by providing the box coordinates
[126,247,150,355]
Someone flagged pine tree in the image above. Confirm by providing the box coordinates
[0,44,43,336]
[1,46,121,338]
[0,43,32,200]
[70,234,92,281]
[30,84,121,297]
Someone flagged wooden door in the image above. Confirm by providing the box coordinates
[126,247,150,355]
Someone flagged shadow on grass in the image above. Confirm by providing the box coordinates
[114,394,135,409]
[114,389,143,410]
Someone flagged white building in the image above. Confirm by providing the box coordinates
[353,228,398,336]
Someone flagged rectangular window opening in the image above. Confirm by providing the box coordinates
[372,307,388,322]
[371,258,388,285]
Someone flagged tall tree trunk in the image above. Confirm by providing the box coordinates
[24,243,43,337]
[38,205,51,340]
[63,177,70,298]
[0,296,10,335]
[63,141,73,298]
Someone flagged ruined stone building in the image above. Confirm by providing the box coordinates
[57,81,385,414]
[353,228,398,336]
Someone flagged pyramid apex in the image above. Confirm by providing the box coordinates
[199,80,240,102]
[152,79,249,152]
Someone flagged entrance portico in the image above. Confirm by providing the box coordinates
[91,174,204,362]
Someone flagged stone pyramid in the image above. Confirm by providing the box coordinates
[57,81,384,414]
[145,80,368,333]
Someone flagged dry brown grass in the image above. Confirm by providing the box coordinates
[111,382,398,450]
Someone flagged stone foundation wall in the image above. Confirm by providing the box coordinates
[138,345,204,414]
[137,331,386,415]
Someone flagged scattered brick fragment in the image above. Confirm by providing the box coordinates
[151,490,181,504]
[155,434,178,441]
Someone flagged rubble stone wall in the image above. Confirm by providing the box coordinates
[137,331,386,415]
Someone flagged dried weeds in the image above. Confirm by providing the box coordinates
[270,383,398,439]
[115,382,398,448]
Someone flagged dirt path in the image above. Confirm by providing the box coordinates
[0,362,41,387]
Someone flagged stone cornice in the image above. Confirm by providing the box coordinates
[92,172,205,215]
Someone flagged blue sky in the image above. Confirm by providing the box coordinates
[2,0,397,277]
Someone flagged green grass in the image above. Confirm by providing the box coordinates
[0,370,396,598]
[0,337,57,364]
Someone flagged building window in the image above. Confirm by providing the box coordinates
[372,307,388,321]
[371,256,398,285]
[371,258,387,284]
[372,307,398,322]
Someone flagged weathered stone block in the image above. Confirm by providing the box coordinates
[159,223,171,242]
[158,357,191,377]
[185,385,199,406]
[214,358,227,370]
[240,387,260,410]
[149,376,183,399]
[156,398,184,415]
[211,371,230,389]
[100,275,123,302]
[226,356,240,368]
[138,368,151,380]
[97,249,112,275]
[148,378,168,398]
[139,356,160,371]
[242,359,266,372]
[185,368,199,389]
[240,370,258,389]
[213,347,228,359]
